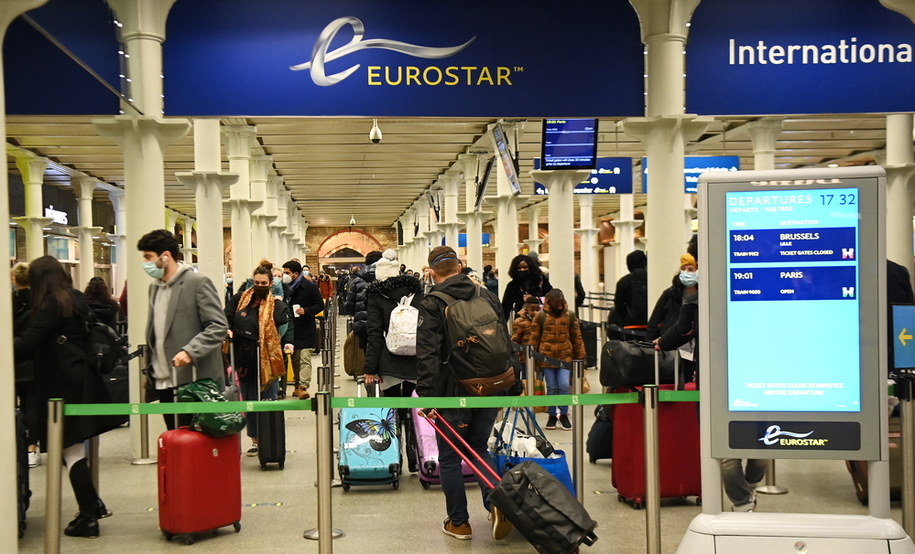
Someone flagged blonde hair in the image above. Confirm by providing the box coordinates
[10,262,28,287]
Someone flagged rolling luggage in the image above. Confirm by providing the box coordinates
[424,411,598,553]
[338,380,401,490]
[580,320,599,369]
[846,416,902,504]
[158,365,242,544]
[254,348,286,471]
[586,405,613,464]
[409,390,474,489]
[611,351,700,508]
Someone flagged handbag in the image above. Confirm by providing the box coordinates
[176,378,246,438]
[343,331,365,377]
[491,407,574,494]
[599,339,676,387]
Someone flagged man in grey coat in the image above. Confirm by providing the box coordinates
[138,229,228,429]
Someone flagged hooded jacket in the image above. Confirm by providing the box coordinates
[647,273,687,340]
[416,273,505,398]
[364,274,424,381]
[344,265,376,348]
[611,250,648,327]
[531,309,587,367]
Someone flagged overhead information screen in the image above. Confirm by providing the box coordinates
[726,188,860,412]
[541,118,598,169]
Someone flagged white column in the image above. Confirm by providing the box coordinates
[298,216,310,265]
[611,193,640,282]
[575,194,600,298]
[523,204,544,254]
[0,3,48,548]
[266,176,283,264]
[107,189,127,296]
[603,245,618,293]
[624,0,711,304]
[531,169,591,304]
[457,153,489,272]
[249,155,273,263]
[222,125,259,276]
[175,119,237,294]
[179,218,195,263]
[884,114,915,275]
[288,207,300,261]
[13,156,51,261]
[75,177,103,289]
[416,198,432,270]
[440,174,462,248]
[274,185,290,264]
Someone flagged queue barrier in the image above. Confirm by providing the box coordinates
[47,389,700,553]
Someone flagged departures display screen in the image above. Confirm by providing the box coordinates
[726,188,860,412]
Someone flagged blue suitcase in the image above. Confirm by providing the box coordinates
[338,381,401,491]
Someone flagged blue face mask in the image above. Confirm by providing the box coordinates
[144,255,165,279]
[679,270,698,288]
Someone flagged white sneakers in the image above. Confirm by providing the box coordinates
[28,451,41,468]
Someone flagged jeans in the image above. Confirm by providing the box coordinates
[542,367,570,416]
[721,458,767,507]
[435,407,500,525]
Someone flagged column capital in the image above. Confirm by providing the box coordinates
[529,169,591,194]
[628,0,700,42]
[75,177,98,200]
[221,125,258,159]
[620,115,713,145]
[14,155,49,184]
[250,155,273,180]
[94,115,190,147]
[175,171,239,195]
[745,118,783,153]
[107,0,175,43]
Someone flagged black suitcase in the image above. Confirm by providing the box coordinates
[586,405,613,464]
[257,410,286,470]
[580,320,599,369]
[16,409,30,538]
[425,411,598,554]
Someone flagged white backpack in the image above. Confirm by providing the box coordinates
[385,294,418,356]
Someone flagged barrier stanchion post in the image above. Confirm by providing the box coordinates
[132,346,155,465]
[643,384,661,554]
[524,345,535,398]
[572,359,585,503]
[898,371,915,536]
[755,459,789,495]
[44,399,64,554]
[304,391,345,545]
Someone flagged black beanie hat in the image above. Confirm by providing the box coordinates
[364,250,383,266]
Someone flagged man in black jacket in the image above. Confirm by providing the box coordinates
[281,260,325,400]
[416,246,510,542]
[343,251,383,350]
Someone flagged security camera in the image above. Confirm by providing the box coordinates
[349,215,356,226]
[369,118,382,144]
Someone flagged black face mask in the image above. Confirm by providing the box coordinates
[253,285,270,297]
[516,269,529,277]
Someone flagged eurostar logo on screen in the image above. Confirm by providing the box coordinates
[289,16,516,87]
[757,425,825,447]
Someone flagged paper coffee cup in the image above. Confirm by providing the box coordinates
[293,304,301,317]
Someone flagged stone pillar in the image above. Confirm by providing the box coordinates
[298,216,310,265]
[440,173,462,249]
[531,170,591,305]
[603,245,617,293]
[884,114,915,275]
[175,119,237,295]
[75,177,104,288]
[457,153,489,272]
[610,193,640,282]
[249,155,273,264]
[623,0,710,304]
[273,185,290,264]
[266,176,283,265]
[222,125,259,276]
[416,198,432,270]
[13,155,51,261]
[288,207,300,262]
[178,217,195,263]
[107,189,127,296]
[575,194,600,298]
[523,204,544,254]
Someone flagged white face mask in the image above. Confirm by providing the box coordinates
[281,274,292,284]
[679,270,698,287]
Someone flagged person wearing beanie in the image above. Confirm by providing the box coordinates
[374,249,401,282]
[609,249,648,333]
[343,250,382,350]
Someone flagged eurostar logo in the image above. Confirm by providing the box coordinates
[758,425,813,446]
[290,16,476,86]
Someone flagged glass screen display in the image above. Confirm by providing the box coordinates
[726,188,860,412]
[541,118,598,170]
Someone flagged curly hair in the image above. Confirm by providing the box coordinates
[507,254,542,281]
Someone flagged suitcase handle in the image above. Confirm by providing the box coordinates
[421,410,501,488]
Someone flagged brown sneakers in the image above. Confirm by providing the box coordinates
[296,387,310,400]
[442,519,472,540]
[489,506,512,540]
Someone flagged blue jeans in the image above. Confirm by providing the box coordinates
[542,367,570,416]
[434,407,500,525]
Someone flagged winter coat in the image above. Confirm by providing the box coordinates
[87,299,120,329]
[14,289,123,449]
[416,274,505,398]
[283,275,325,349]
[613,267,648,327]
[511,309,537,363]
[501,274,552,320]
[364,274,423,381]
[531,310,586,368]
[344,266,376,348]
[225,293,295,347]
[657,291,699,367]
[317,276,334,300]
[646,274,686,340]
[12,288,33,382]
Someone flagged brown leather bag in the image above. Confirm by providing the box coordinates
[343,331,365,377]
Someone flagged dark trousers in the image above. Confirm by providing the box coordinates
[158,387,193,430]
[434,407,500,525]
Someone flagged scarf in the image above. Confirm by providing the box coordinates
[236,288,285,388]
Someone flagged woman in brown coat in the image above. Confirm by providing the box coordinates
[531,289,586,430]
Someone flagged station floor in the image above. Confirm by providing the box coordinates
[17,319,906,553]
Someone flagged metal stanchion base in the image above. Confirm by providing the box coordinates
[755,485,789,495]
[303,528,345,540]
[130,458,157,465]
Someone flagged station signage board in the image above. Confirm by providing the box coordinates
[533,157,633,195]
[642,156,739,194]
[700,167,885,460]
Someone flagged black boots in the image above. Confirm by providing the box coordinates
[64,512,98,538]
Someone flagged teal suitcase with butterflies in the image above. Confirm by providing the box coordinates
[338,381,401,491]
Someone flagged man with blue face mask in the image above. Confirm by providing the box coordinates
[138,229,228,429]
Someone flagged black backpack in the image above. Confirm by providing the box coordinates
[85,320,134,375]
[430,287,515,396]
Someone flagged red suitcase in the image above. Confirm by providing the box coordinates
[610,352,701,508]
[158,430,242,544]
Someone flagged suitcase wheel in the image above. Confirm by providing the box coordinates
[342,483,351,492]
[696,497,702,506]
[184,535,195,545]
[279,463,285,470]
[392,480,399,490]
[420,479,431,490]
[162,530,174,541]
[233,521,241,533]
[261,463,267,471]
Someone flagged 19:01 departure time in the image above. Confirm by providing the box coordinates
[820,193,856,206]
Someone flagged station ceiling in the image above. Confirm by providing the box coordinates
[4,113,896,229]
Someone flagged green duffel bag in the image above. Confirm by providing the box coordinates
[176,377,246,438]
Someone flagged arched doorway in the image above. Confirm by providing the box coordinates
[316,229,383,273]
